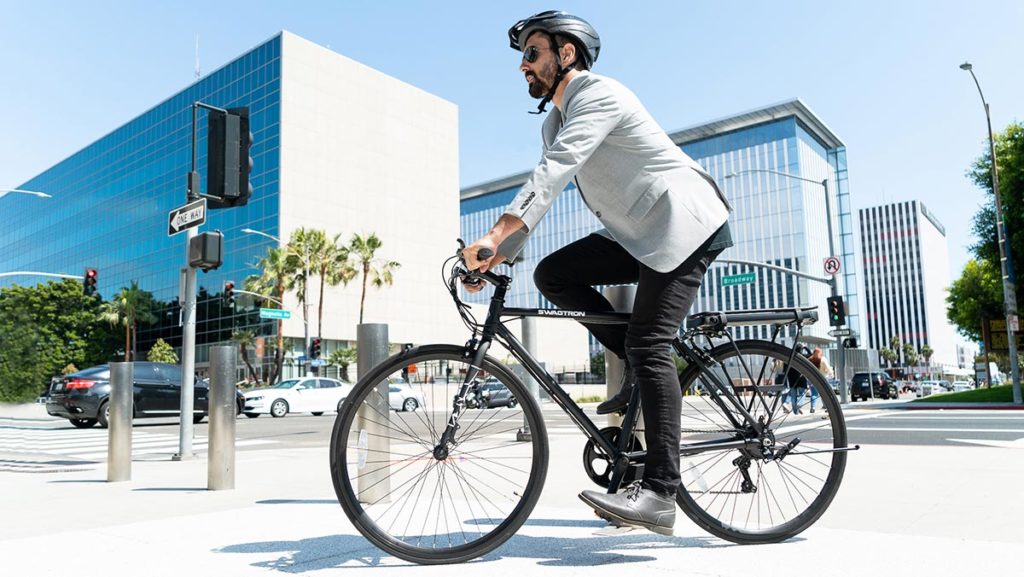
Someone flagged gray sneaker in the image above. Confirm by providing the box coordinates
[579,481,676,536]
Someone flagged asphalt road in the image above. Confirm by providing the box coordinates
[7,400,1022,466]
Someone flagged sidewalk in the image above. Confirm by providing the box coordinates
[3,404,1023,576]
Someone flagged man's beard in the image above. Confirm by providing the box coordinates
[527,60,558,99]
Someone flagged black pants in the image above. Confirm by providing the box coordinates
[534,233,720,497]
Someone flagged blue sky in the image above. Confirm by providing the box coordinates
[2,0,1022,281]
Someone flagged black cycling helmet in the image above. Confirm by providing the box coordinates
[509,10,601,114]
[508,10,601,69]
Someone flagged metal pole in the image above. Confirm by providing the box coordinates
[822,179,848,404]
[518,317,540,441]
[176,104,201,461]
[603,285,636,427]
[964,64,1021,403]
[304,253,312,377]
[356,323,390,503]
[107,362,133,482]
[208,345,237,490]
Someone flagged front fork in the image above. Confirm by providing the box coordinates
[433,338,490,460]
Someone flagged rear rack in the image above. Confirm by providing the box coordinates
[685,307,818,331]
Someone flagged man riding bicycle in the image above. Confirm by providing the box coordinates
[463,10,733,535]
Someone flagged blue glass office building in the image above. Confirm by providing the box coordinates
[0,37,283,365]
[2,31,462,376]
[461,100,858,347]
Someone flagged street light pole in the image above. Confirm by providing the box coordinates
[726,169,847,403]
[242,228,312,377]
[0,188,53,199]
[960,62,1022,404]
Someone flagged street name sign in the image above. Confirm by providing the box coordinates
[722,272,756,287]
[259,308,291,320]
[828,328,852,337]
[168,198,207,236]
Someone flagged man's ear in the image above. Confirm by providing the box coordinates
[560,42,577,67]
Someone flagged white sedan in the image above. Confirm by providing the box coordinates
[243,377,353,418]
[389,382,426,412]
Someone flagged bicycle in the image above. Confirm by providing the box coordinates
[330,241,855,564]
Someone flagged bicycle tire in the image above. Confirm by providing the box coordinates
[330,344,549,564]
[674,339,847,543]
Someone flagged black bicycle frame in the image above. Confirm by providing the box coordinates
[465,276,765,466]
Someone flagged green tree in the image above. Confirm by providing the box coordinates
[880,347,898,369]
[290,229,357,339]
[0,279,115,402]
[966,122,1024,287]
[949,122,1024,343]
[888,336,903,367]
[902,343,919,368]
[920,344,934,379]
[350,233,401,324]
[231,330,261,385]
[146,338,179,364]
[328,347,357,382]
[98,281,158,362]
[946,259,1003,342]
[246,246,289,385]
[589,352,606,379]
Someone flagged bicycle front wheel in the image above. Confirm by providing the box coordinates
[330,345,548,564]
[675,339,848,543]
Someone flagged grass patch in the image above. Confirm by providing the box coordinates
[911,385,1016,403]
[575,395,605,404]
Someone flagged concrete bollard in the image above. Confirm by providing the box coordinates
[517,316,540,441]
[356,323,390,503]
[107,362,133,482]
[207,345,237,491]
[602,285,636,428]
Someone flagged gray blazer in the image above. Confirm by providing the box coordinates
[503,71,731,273]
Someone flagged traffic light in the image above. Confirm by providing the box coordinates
[310,338,322,359]
[223,281,235,306]
[826,295,846,327]
[843,337,858,349]
[83,268,98,296]
[207,107,253,208]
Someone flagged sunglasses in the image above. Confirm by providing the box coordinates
[521,45,548,63]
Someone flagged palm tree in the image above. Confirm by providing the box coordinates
[98,281,158,362]
[285,228,317,338]
[350,233,401,324]
[317,234,357,338]
[920,344,934,380]
[328,347,357,382]
[246,247,289,385]
[231,330,261,384]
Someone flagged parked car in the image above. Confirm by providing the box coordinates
[467,378,518,409]
[900,381,919,395]
[951,380,973,393]
[919,380,952,397]
[242,377,353,418]
[46,362,244,429]
[849,372,899,401]
[389,382,426,412]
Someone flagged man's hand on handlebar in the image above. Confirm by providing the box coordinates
[462,237,505,293]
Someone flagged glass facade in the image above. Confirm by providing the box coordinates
[0,36,283,368]
[460,100,858,349]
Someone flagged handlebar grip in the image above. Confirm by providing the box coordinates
[477,247,495,260]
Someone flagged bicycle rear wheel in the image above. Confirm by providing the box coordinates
[330,345,548,564]
[675,339,847,543]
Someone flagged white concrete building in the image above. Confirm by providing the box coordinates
[859,201,958,368]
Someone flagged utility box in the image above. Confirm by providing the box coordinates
[189,231,223,271]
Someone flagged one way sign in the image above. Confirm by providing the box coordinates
[168,198,207,236]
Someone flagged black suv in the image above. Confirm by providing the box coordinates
[46,362,243,429]
[850,372,899,401]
